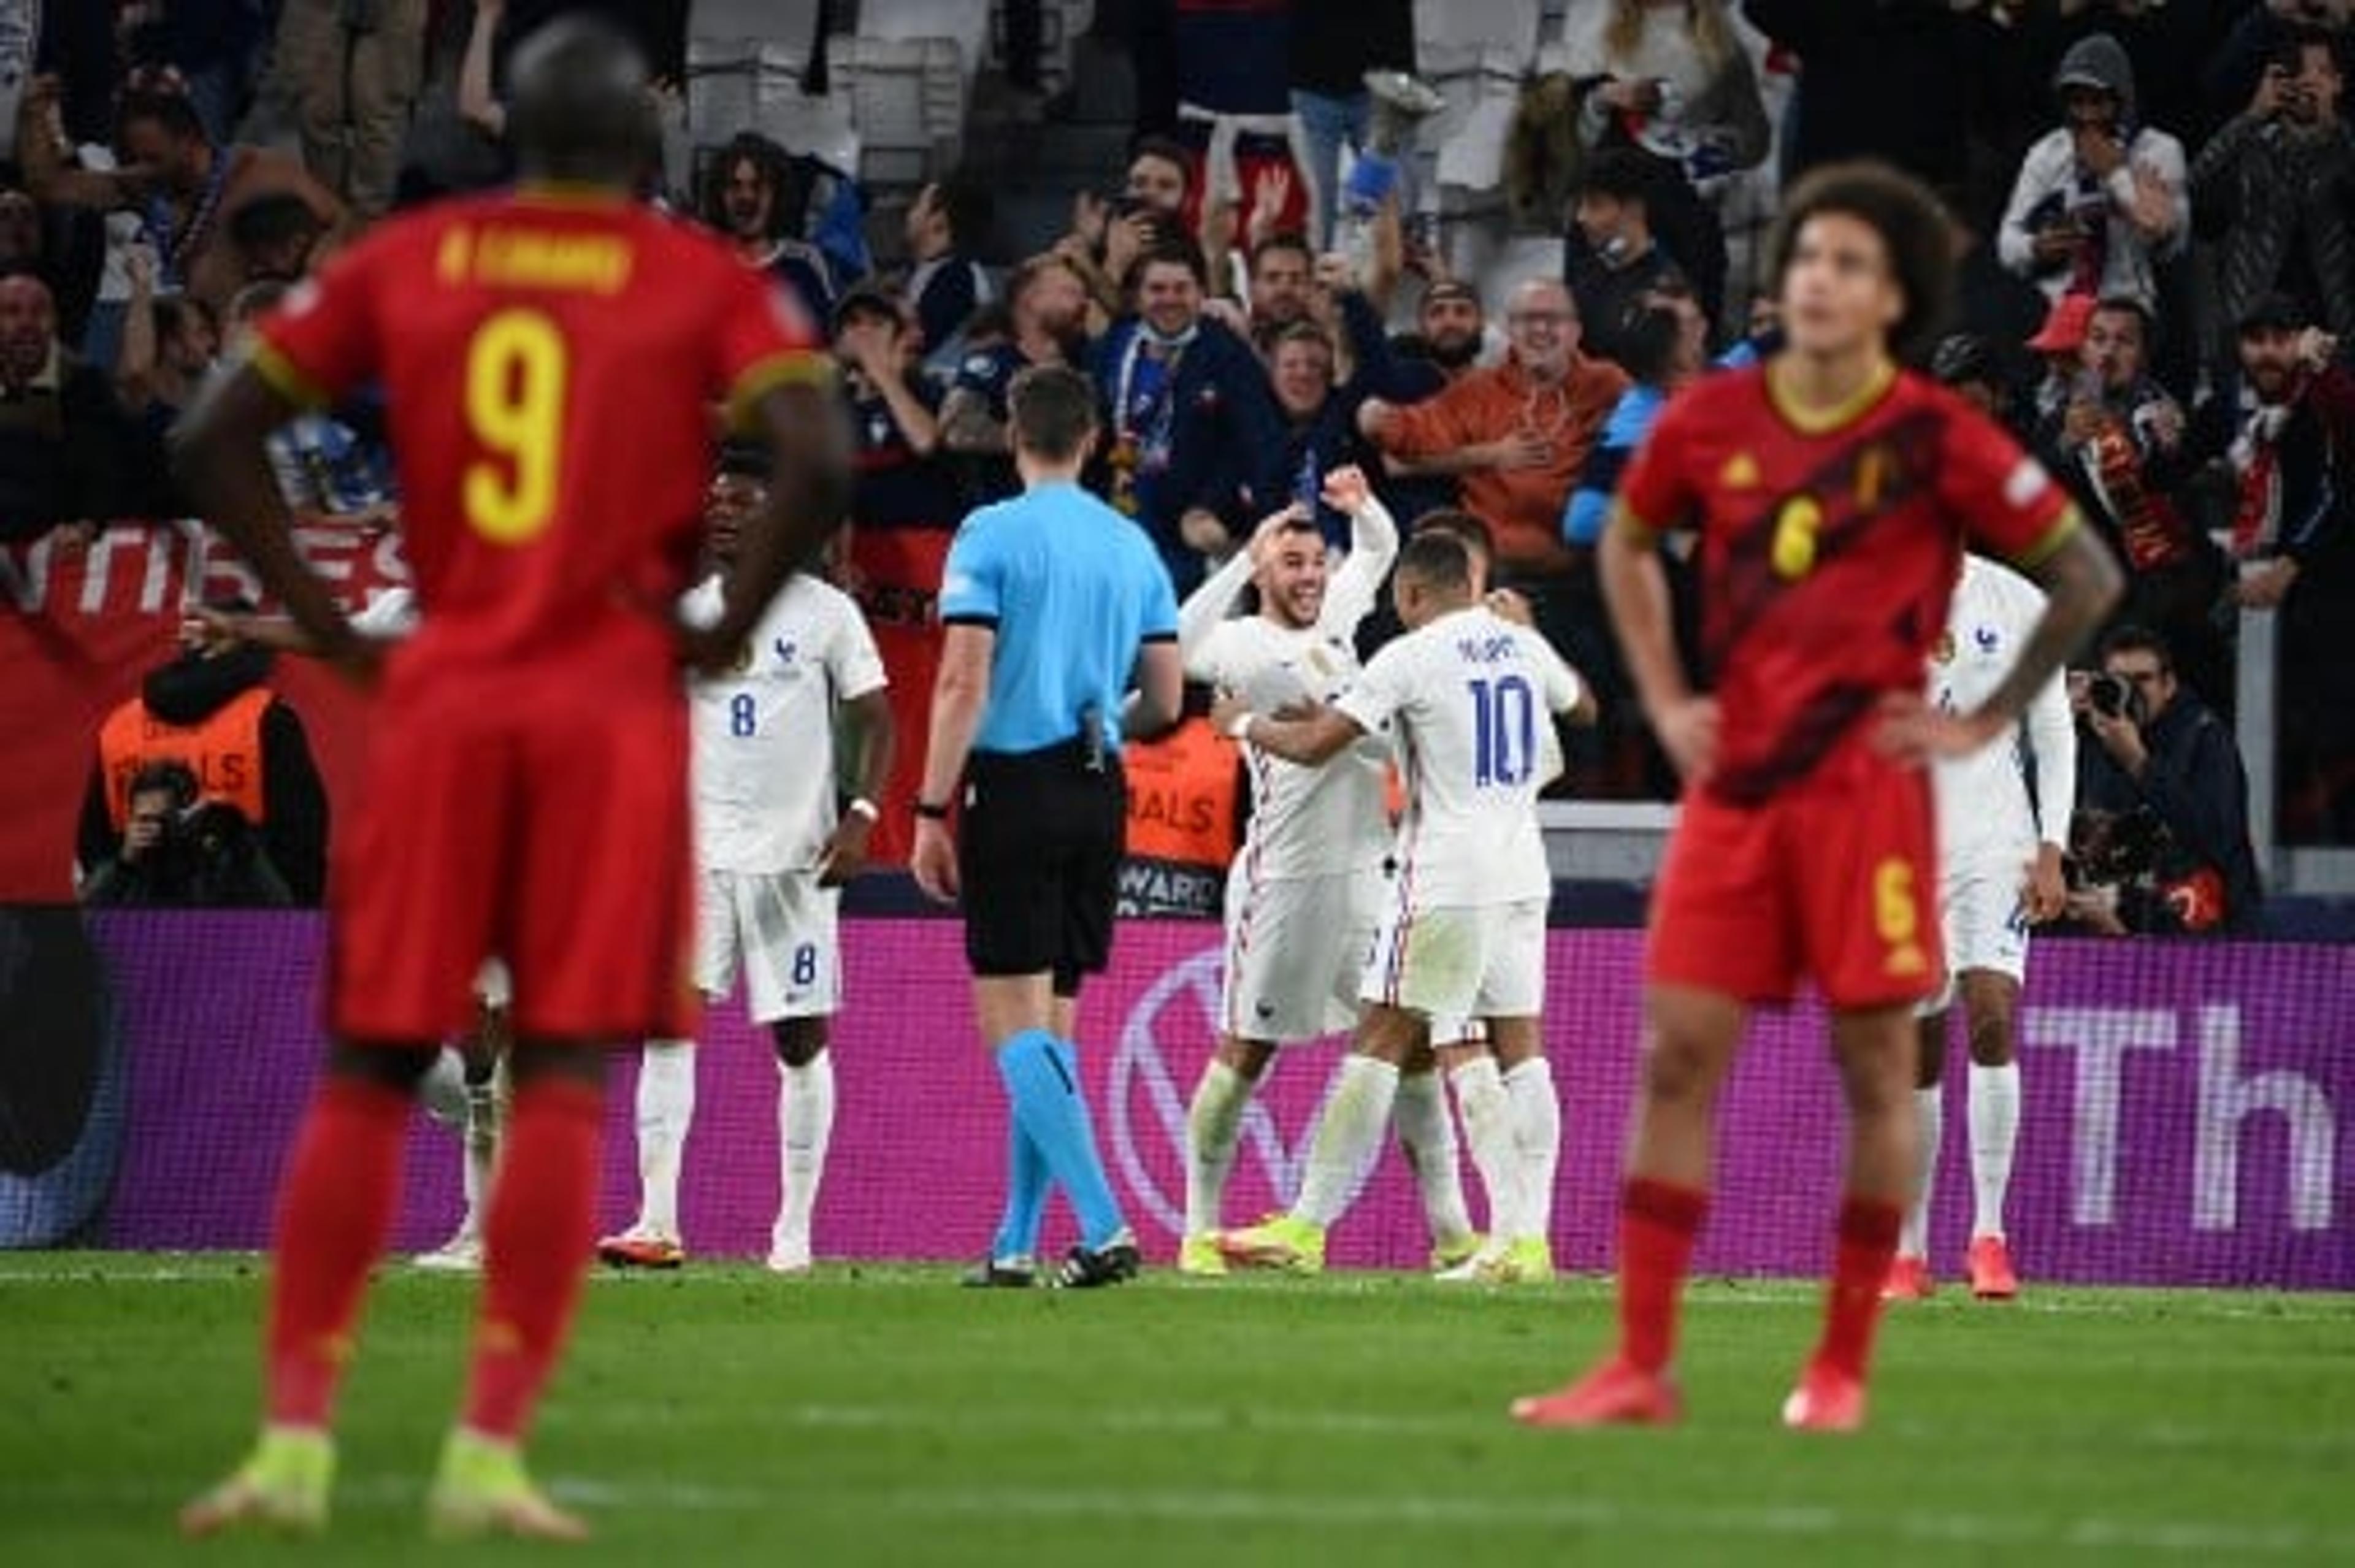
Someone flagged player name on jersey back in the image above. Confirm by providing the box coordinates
[1338,606,1582,911]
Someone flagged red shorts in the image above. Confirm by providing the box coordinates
[1647,767,1943,1011]
[328,673,697,1044]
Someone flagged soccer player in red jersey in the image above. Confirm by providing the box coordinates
[171,20,849,1539]
[1513,163,2122,1433]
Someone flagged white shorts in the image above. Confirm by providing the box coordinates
[695,867,840,1024]
[1920,855,2030,1015]
[1220,866,1380,1042]
[1360,897,1547,1023]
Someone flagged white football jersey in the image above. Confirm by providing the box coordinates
[1182,510,1396,881]
[1929,556,2075,865]
[1337,604,1582,909]
[683,575,887,874]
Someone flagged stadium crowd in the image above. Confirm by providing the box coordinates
[10,0,2350,933]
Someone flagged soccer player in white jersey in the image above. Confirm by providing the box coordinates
[186,588,511,1272]
[598,449,895,1274]
[1173,467,1480,1277]
[1211,529,1595,1280]
[1409,511,1575,1285]
[1886,553,2075,1302]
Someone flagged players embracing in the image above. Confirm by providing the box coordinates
[1171,468,1483,1278]
[1212,527,1596,1282]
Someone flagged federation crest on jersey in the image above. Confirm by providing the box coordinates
[1720,451,1760,489]
[1932,630,1956,665]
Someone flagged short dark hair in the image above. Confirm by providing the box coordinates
[126,759,199,810]
[2271,25,2341,75]
[930,170,994,251]
[1128,136,1193,190]
[832,284,901,333]
[2091,295,2152,340]
[1616,300,1687,386]
[1250,232,1313,273]
[118,89,205,144]
[716,440,773,481]
[1411,507,1494,563]
[506,15,658,187]
[1396,528,1473,593]
[1578,146,1655,205]
[1008,364,1099,462]
[226,192,324,259]
[2098,622,2174,676]
[1135,232,1209,291]
[1766,160,1957,363]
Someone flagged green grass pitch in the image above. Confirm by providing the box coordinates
[3,1255,2350,1566]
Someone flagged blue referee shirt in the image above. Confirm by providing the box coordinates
[939,479,1180,757]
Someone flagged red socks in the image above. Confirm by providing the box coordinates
[1619,1177,1710,1375]
[462,1076,605,1443]
[1817,1195,1903,1380]
[265,1076,412,1428]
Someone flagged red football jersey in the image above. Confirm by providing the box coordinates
[1618,363,2075,806]
[255,189,827,695]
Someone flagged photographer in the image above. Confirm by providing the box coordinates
[77,760,293,908]
[75,599,331,904]
[2067,625,2262,935]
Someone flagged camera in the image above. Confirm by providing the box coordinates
[2086,671,2148,725]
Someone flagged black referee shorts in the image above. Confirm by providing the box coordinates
[959,741,1127,993]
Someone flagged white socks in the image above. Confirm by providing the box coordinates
[1901,1065,2020,1256]
[459,1076,500,1241]
[775,1051,835,1257]
[1501,1057,1561,1247]
[1969,1061,2020,1241]
[1393,1068,1474,1247]
[1293,1056,1400,1228]
[1184,1060,1252,1236]
[634,1039,697,1239]
[1448,1057,1524,1241]
[1901,1085,1943,1258]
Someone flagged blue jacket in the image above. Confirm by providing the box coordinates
[1092,315,1289,594]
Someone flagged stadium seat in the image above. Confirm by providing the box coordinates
[686,34,855,166]
[828,34,969,193]
[1414,0,1544,67]
[855,1,988,91]
[984,0,1095,100]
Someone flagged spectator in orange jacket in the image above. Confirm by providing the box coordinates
[1357,278,1630,585]
[1357,277,1628,763]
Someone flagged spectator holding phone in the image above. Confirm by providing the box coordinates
[2067,625,2261,935]
[2190,27,2355,386]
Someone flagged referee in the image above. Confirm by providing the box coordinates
[911,364,1183,1289]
